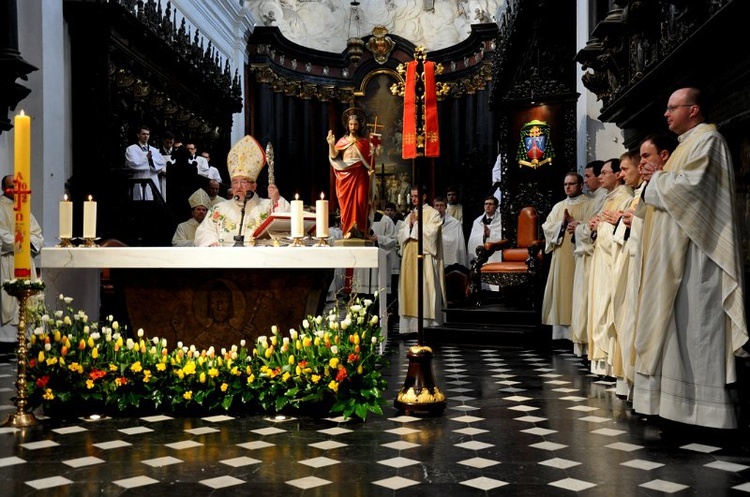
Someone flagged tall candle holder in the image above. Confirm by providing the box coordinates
[290,236,305,247]
[2,281,45,427]
[83,237,99,248]
[314,237,329,247]
[57,238,74,248]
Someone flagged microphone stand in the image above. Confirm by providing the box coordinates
[233,192,253,247]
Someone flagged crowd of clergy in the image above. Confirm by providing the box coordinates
[539,87,749,432]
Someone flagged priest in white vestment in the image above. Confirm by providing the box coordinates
[541,172,589,342]
[195,136,272,247]
[433,196,467,269]
[585,158,633,377]
[398,188,445,334]
[632,87,748,430]
[172,189,211,247]
[125,125,166,201]
[613,134,677,394]
[570,161,608,357]
[0,175,44,345]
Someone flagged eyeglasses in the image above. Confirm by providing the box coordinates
[665,104,695,113]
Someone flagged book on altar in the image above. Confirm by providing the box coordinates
[252,212,317,239]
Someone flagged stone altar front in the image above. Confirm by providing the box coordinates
[40,247,384,349]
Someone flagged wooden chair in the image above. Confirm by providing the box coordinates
[469,206,544,308]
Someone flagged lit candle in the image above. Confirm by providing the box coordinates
[13,111,31,279]
[59,194,73,239]
[83,195,97,239]
[290,193,304,238]
[316,192,329,238]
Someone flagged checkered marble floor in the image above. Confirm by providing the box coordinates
[1,338,750,496]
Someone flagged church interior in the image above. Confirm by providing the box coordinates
[1,0,750,495]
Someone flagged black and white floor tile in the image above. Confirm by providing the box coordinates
[1,337,750,496]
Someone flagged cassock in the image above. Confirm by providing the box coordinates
[398,204,446,334]
[0,196,43,342]
[632,123,748,429]
[194,196,272,247]
[440,214,468,268]
[172,218,201,247]
[569,188,607,356]
[587,184,633,377]
[540,194,590,340]
[125,142,166,200]
[329,135,371,235]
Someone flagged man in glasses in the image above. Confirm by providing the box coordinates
[632,87,748,431]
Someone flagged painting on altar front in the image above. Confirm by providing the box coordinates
[357,71,412,212]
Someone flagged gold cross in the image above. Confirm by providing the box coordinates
[367,116,385,134]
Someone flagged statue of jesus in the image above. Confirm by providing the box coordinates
[326,108,373,237]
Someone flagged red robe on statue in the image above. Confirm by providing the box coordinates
[329,135,372,235]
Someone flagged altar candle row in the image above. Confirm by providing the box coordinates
[59,196,97,239]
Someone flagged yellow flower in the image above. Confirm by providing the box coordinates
[328,380,339,393]
[42,388,54,400]
[86,379,94,389]
[231,366,240,376]
[37,350,45,363]
[357,364,363,375]
[183,390,193,400]
[91,347,99,359]
[156,363,166,372]
[282,371,291,382]
[208,367,219,378]
[288,355,295,366]
[182,361,196,375]
[247,374,255,384]
[311,374,321,384]
[45,357,58,366]
[109,363,118,372]
[143,370,152,383]
[220,383,228,392]
[199,372,206,383]
[87,336,95,348]
[130,361,142,373]
[329,357,339,368]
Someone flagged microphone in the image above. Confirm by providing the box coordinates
[233,191,254,246]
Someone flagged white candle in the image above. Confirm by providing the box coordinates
[59,194,73,239]
[83,195,97,239]
[316,192,329,238]
[290,193,304,238]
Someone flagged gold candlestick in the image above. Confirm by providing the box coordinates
[83,237,99,248]
[57,238,73,248]
[314,237,329,247]
[290,237,305,247]
[2,283,43,427]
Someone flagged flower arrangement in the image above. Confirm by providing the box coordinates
[22,294,388,421]
[3,278,46,294]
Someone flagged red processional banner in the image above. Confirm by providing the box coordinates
[423,61,439,158]
[402,61,418,159]
[402,60,440,159]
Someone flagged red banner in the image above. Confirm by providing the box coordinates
[402,61,417,159]
[423,61,440,157]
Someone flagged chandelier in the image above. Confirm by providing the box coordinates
[346,1,364,67]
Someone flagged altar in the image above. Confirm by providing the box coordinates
[40,247,385,348]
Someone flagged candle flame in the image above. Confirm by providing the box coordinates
[87,195,93,201]
[320,192,325,200]
[19,110,25,117]
[295,193,299,200]
[63,194,68,201]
